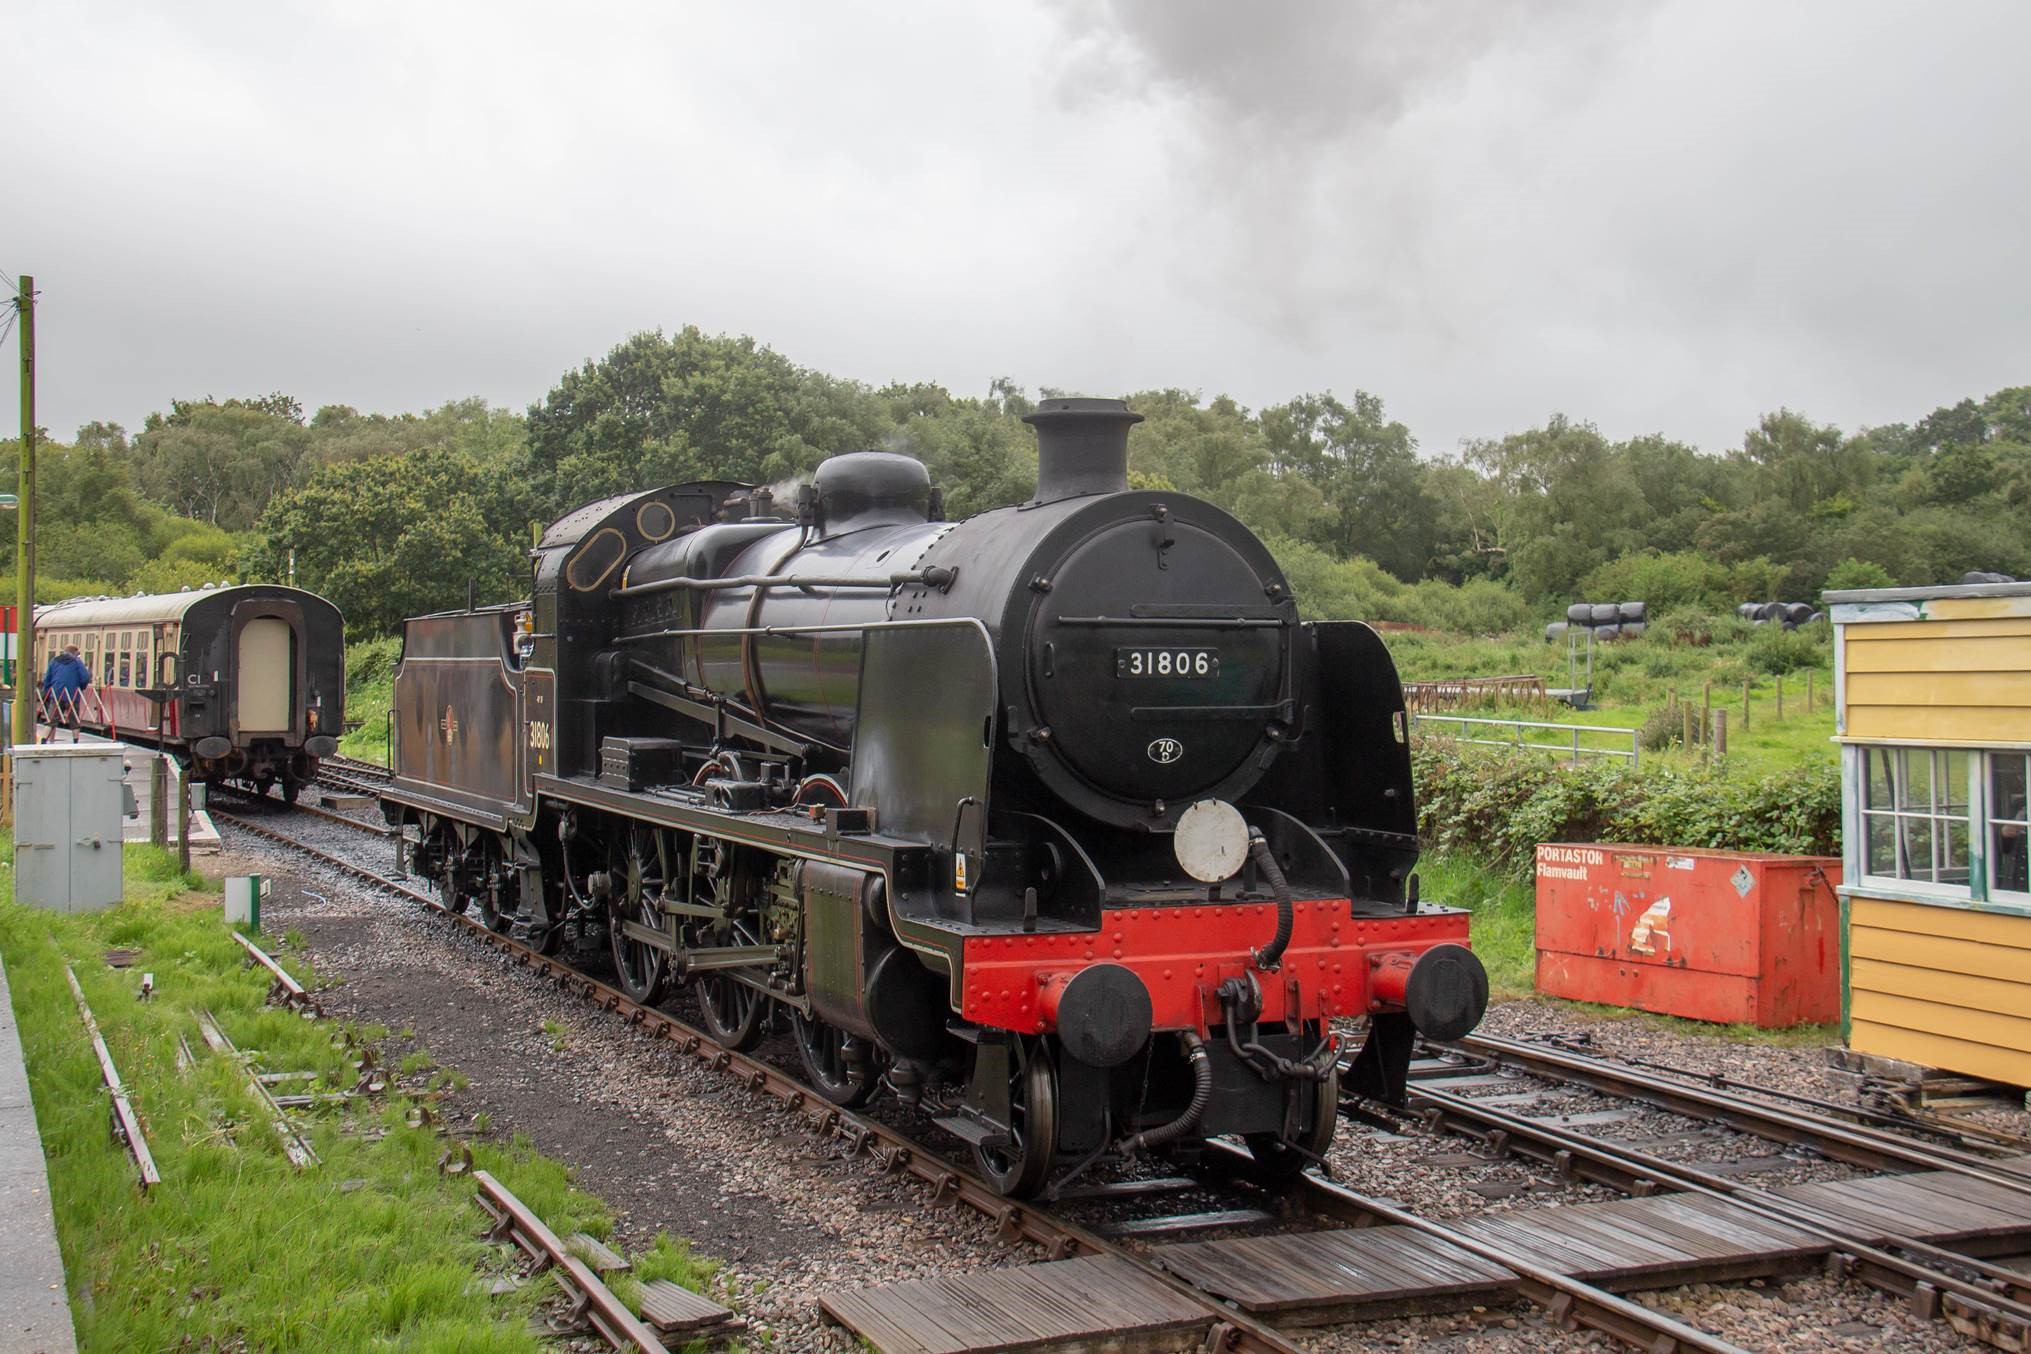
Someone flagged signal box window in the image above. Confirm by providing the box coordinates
[1995,753,2031,898]
[1862,747,1970,887]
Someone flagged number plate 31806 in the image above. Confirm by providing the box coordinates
[1116,647,1219,678]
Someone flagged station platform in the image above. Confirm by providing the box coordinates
[25,731,220,852]
[0,955,77,1353]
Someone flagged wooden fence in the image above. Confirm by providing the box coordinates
[1400,673,1547,714]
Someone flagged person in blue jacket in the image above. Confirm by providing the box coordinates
[40,643,90,742]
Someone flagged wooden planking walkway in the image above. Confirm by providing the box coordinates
[819,1254,1216,1354]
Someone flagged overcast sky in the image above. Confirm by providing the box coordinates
[6,1,2027,456]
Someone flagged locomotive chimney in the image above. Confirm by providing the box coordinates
[1024,397,1143,503]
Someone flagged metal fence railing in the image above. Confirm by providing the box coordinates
[1409,713,1641,768]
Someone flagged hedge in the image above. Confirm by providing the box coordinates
[1412,739,1841,877]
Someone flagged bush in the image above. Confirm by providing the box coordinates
[1412,739,1840,877]
[1745,622,1827,675]
[1636,705,1681,752]
[1824,556,1894,591]
[346,635,402,688]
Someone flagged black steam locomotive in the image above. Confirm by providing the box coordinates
[381,398,1485,1196]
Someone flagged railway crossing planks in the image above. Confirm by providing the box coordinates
[819,1253,1216,1353]
[1158,1227,1514,1326]
[825,1160,2031,1351]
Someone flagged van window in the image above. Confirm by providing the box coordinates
[117,632,132,688]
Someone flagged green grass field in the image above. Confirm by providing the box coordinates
[0,843,718,1351]
[1384,620,1837,777]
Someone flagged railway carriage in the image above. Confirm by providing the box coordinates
[33,584,345,799]
[381,399,1487,1197]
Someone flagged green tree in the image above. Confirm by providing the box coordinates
[1260,391,1436,578]
[527,328,889,510]
[247,450,531,636]
[128,396,313,529]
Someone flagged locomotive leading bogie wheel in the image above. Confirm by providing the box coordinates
[609,828,669,1005]
[975,1039,1058,1198]
[793,1010,876,1107]
[1243,1058,1339,1189]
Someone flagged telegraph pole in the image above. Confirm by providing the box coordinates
[12,275,34,751]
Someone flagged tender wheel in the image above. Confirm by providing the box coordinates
[793,1011,877,1107]
[975,1039,1059,1198]
[257,776,276,800]
[609,828,669,1004]
[280,777,300,806]
[1244,1059,1339,1188]
[435,835,469,915]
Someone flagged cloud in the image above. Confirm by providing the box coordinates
[3,0,2027,461]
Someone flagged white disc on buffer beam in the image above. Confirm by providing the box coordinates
[1174,799,1250,882]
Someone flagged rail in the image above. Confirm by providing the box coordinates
[1400,1073,2031,1349]
[474,1170,669,1354]
[218,804,1751,1354]
[64,965,161,1190]
[196,1008,319,1169]
[229,929,322,1017]
[209,807,1304,1354]
[1410,712,1640,767]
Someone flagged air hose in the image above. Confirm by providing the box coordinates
[1118,1032,1211,1154]
[1249,832,1293,973]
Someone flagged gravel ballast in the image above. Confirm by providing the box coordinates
[214,814,2028,1352]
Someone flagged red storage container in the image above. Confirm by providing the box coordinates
[1534,844,1842,1027]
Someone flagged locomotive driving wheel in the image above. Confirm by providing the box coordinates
[792,1011,878,1108]
[693,916,767,1052]
[975,1037,1059,1198]
[691,837,767,1051]
[609,828,669,1005]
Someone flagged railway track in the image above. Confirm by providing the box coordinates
[312,754,394,799]
[1394,1035,2031,1350]
[212,804,1740,1354]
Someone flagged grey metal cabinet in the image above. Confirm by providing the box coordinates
[13,744,132,911]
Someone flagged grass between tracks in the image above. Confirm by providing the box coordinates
[0,842,721,1351]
